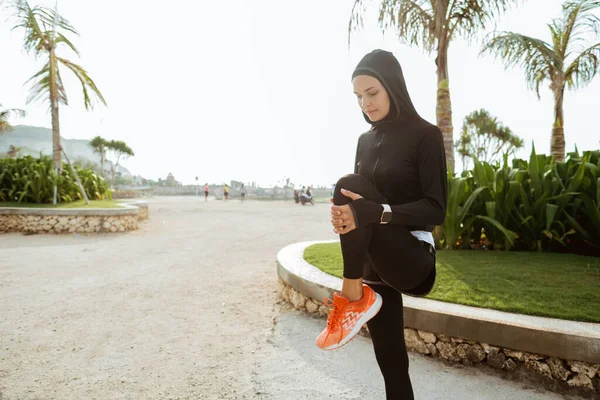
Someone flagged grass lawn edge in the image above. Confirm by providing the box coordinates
[302,242,600,324]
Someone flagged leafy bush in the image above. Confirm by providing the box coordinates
[0,155,111,204]
[440,147,599,254]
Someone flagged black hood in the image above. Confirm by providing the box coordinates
[352,49,420,126]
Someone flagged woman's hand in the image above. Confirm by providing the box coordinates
[330,189,363,235]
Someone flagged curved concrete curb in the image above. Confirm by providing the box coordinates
[277,240,600,365]
[0,200,146,216]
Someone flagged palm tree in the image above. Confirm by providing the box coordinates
[10,1,107,171]
[349,0,519,173]
[482,0,600,162]
[0,104,26,134]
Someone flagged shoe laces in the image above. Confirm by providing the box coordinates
[323,297,344,331]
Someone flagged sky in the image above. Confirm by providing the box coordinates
[1,0,599,187]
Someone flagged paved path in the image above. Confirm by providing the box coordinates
[0,197,574,399]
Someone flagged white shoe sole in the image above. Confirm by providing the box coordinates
[323,292,383,351]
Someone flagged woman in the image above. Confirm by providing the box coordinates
[204,183,210,202]
[240,183,247,202]
[316,49,447,399]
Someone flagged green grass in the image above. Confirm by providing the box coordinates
[0,200,124,209]
[304,243,600,323]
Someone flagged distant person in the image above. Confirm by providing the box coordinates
[204,183,209,202]
[316,50,447,400]
[223,184,229,202]
[240,183,247,202]
[305,186,312,198]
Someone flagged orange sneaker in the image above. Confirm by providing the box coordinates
[316,284,382,350]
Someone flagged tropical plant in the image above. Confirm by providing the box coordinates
[75,167,112,201]
[0,155,111,204]
[349,0,520,172]
[441,168,518,250]
[441,174,477,249]
[468,156,522,249]
[560,148,600,248]
[443,144,600,253]
[10,0,107,173]
[456,109,523,170]
[481,0,600,162]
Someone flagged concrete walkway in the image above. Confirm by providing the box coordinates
[0,197,577,399]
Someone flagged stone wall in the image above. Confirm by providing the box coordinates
[0,214,139,234]
[277,279,600,393]
[136,205,149,221]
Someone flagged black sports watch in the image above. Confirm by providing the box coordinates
[380,204,392,224]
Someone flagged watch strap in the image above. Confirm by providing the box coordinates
[380,204,392,224]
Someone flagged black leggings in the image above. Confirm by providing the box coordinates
[368,285,413,400]
[333,173,437,400]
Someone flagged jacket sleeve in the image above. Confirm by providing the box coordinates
[350,128,447,227]
[353,135,362,174]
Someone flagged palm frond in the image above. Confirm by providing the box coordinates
[54,66,68,105]
[564,0,600,36]
[54,32,80,56]
[548,19,567,63]
[24,61,68,106]
[10,1,79,55]
[0,108,26,120]
[565,41,600,88]
[10,0,48,55]
[57,57,107,109]
[559,2,580,58]
[348,0,368,44]
[380,0,435,50]
[24,62,50,104]
[0,105,26,134]
[564,0,600,55]
[448,0,520,41]
[481,32,559,98]
[348,0,435,50]
[36,4,79,35]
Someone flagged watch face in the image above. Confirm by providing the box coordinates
[382,211,393,223]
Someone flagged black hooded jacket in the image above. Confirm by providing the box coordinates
[349,50,448,230]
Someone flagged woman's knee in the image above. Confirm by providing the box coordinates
[334,174,377,204]
[334,174,359,204]
[335,173,364,191]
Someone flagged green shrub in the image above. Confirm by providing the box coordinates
[0,155,111,204]
[440,146,599,254]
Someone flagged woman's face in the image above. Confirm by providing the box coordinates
[352,75,390,122]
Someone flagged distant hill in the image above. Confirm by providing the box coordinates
[0,125,131,176]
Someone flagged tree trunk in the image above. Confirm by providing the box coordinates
[113,154,121,181]
[62,148,90,205]
[100,150,105,177]
[436,37,455,173]
[49,49,61,170]
[551,85,565,162]
[49,49,61,205]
